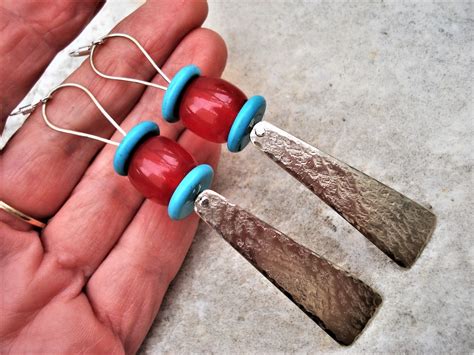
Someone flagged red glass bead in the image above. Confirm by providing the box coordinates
[128,136,197,205]
[179,76,248,143]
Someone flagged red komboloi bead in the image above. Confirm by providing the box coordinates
[179,77,247,143]
[128,136,197,204]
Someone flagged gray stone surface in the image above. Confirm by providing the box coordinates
[4,1,473,354]
[141,2,473,353]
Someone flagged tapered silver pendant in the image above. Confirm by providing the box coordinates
[250,121,436,268]
[195,190,382,345]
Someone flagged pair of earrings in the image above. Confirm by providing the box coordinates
[12,33,436,345]
[15,33,265,220]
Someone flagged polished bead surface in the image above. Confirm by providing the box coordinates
[128,136,197,205]
[179,76,248,143]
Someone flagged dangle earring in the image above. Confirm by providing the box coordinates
[11,83,214,220]
[70,33,264,153]
[71,33,436,268]
[11,82,382,346]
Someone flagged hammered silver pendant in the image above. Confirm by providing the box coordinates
[195,190,382,345]
[250,121,436,268]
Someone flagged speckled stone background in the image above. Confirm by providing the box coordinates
[3,1,473,354]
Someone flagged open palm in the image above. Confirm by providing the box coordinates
[0,0,226,353]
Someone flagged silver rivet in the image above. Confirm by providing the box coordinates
[254,125,266,137]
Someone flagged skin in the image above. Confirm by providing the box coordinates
[0,0,227,353]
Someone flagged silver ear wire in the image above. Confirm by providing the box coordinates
[70,33,170,91]
[9,83,126,146]
[41,83,126,146]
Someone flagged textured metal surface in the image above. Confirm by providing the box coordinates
[250,121,436,268]
[195,190,382,345]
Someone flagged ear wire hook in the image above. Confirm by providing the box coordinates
[42,83,126,146]
[9,83,126,146]
[70,33,170,91]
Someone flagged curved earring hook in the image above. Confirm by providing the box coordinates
[71,33,170,91]
[41,83,126,146]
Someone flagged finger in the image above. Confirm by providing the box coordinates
[0,0,105,129]
[42,29,226,280]
[86,132,221,353]
[0,0,208,219]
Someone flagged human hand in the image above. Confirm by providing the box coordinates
[0,0,226,353]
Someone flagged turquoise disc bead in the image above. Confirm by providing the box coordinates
[113,121,160,176]
[168,164,214,220]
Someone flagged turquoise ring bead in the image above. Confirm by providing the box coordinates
[227,95,266,153]
[113,121,160,176]
[168,164,214,220]
[162,65,201,123]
